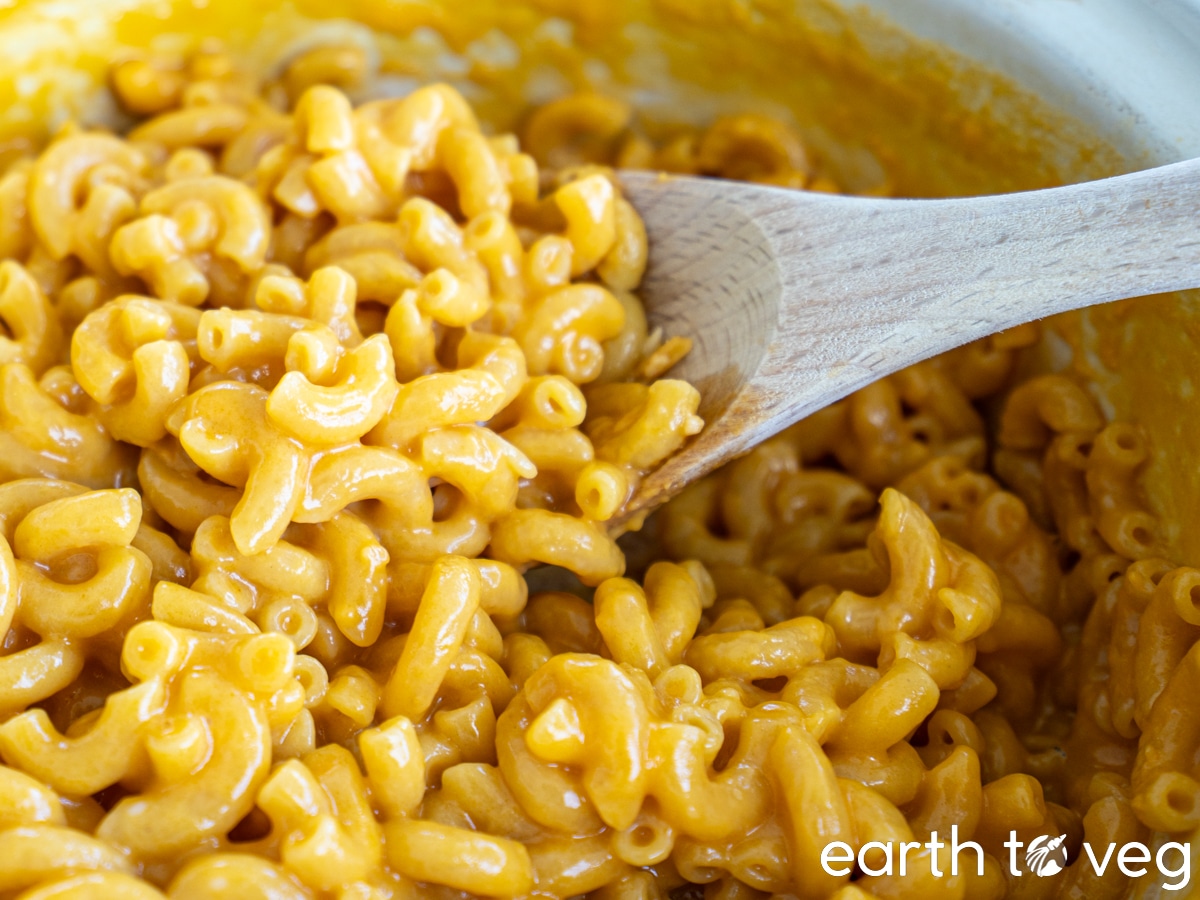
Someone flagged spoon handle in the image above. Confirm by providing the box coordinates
[768,155,1200,387]
[620,158,1200,517]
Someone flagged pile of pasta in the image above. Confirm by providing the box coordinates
[0,40,1192,900]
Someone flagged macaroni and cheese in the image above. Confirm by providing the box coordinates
[0,39,1188,900]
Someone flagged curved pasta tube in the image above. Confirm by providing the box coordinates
[281,42,371,99]
[108,53,185,114]
[612,806,675,869]
[304,744,383,873]
[585,380,704,470]
[303,223,422,304]
[684,617,832,684]
[645,710,784,843]
[0,479,92,544]
[168,854,313,900]
[381,555,480,720]
[522,92,631,167]
[284,96,408,225]
[488,508,624,586]
[191,515,329,607]
[267,331,398,445]
[438,125,510,219]
[256,266,362,347]
[437,761,542,843]
[257,745,382,889]
[660,480,754,568]
[827,659,941,756]
[998,373,1104,451]
[595,577,672,677]
[358,716,424,820]
[771,725,853,900]
[176,382,310,555]
[304,512,388,647]
[1057,793,1144,900]
[96,670,271,858]
[597,197,649,292]
[417,425,535,519]
[1132,566,1200,727]
[120,622,295,699]
[142,175,271,272]
[384,819,534,897]
[110,176,271,306]
[491,375,587,432]
[0,678,167,795]
[705,565,791,627]
[388,557,527,620]
[71,298,201,446]
[295,444,431,525]
[881,632,975,690]
[369,332,526,450]
[1131,638,1200,829]
[497,430,593,499]
[697,113,809,183]
[526,832,624,897]
[414,267,490,328]
[396,197,488,294]
[0,764,65,828]
[151,582,257,635]
[495,692,604,834]
[0,639,85,717]
[129,102,249,148]
[14,487,140,559]
[381,288,436,383]
[826,489,949,659]
[382,83,479,169]
[0,825,133,894]
[1085,422,1159,559]
[15,541,150,649]
[196,309,308,376]
[573,460,629,521]
[523,653,650,830]
[108,217,203,307]
[14,504,152,640]
[294,84,355,155]
[516,284,624,382]
[29,133,148,261]
[0,364,135,489]
[0,262,62,376]
[905,744,983,838]
[352,101,417,197]
[137,442,239,536]
[17,871,169,899]
[554,174,618,276]
[841,778,915,868]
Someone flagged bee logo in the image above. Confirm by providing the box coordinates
[1025,834,1069,876]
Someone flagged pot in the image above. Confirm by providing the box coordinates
[0,2,1196,896]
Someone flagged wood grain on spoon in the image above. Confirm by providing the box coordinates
[616,158,1200,524]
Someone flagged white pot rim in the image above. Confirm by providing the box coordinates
[844,0,1200,166]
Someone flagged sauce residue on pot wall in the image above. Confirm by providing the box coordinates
[0,0,1126,193]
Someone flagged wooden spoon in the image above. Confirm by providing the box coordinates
[615,158,1200,522]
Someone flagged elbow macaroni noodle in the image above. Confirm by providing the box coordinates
[0,40,1190,900]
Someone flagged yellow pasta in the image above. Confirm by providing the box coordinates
[0,36,1188,900]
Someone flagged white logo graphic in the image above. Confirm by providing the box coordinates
[1026,834,1069,876]
[820,829,1190,890]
